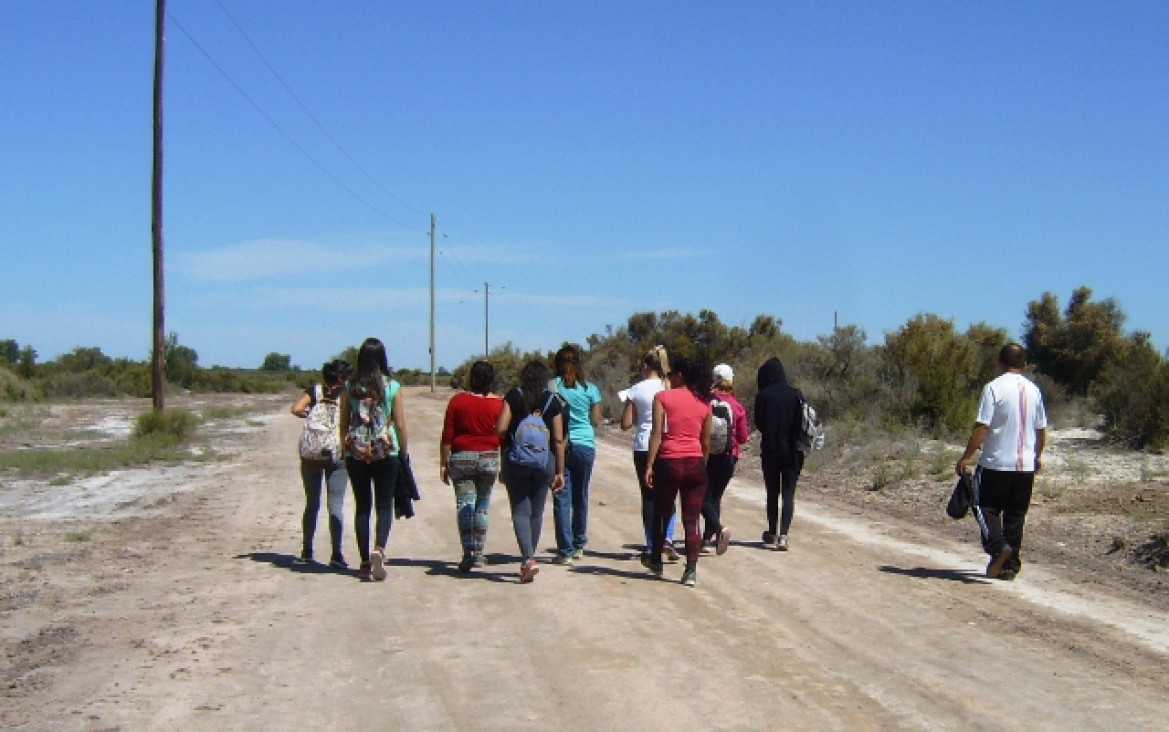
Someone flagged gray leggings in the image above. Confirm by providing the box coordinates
[300,460,347,556]
[501,461,553,562]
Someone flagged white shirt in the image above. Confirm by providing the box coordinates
[626,377,666,452]
[976,372,1048,472]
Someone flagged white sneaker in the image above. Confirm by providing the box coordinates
[371,548,388,581]
[777,535,789,551]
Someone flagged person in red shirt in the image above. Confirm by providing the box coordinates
[440,360,504,572]
[643,357,713,587]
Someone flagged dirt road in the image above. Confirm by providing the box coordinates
[3,387,1167,730]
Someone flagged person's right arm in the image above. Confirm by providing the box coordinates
[290,391,312,417]
[620,398,635,431]
[956,423,989,476]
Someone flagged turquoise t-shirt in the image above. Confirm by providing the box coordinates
[556,377,602,447]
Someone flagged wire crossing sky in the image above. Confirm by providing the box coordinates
[2,2,1166,371]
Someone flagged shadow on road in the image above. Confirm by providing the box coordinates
[878,565,989,584]
[236,551,357,578]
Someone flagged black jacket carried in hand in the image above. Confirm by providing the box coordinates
[754,357,803,465]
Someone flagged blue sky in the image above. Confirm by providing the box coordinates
[3,2,1167,372]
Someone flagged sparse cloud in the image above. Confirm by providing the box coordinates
[173,238,425,283]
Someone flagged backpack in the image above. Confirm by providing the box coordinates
[299,385,341,464]
[507,392,556,471]
[709,396,735,455]
[797,396,825,452]
[347,381,397,461]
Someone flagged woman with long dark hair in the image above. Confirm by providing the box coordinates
[643,356,712,587]
[440,360,504,572]
[339,337,409,581]
[495,360,566,582]
[551,345,602,565]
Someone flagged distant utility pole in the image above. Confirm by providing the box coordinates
[151,0,167,411]
[429,213,436,392]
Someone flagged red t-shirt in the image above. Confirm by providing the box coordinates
[656,388,711,459]
[442,392,504,452]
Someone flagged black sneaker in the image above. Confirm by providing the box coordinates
[761,531,778,549]
[457,555,475,573]
[329,555,348,570]
[295,549,313,565]
[986,545,1013,579]
[998,569,1018,581]
[681,564,697,587]
[640,554,664,577]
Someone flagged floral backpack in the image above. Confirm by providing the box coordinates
[298,385,341,465]
[347,379,399,461]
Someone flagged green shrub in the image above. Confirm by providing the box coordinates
[134,408,200,445]
[1094,333,1169,449]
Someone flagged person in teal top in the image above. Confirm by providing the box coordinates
[339,337,409,582]
[551,345,602,564]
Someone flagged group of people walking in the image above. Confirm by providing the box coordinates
[294,335,1046,587]
[293,339,808,587]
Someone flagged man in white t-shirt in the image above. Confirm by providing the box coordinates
[956,343,1048,580]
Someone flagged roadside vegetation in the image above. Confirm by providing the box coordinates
[448,285,1168,450]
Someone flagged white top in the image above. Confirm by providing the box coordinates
[626,377,666,452]
[976,372,1048,472]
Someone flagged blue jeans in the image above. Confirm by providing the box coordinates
[448,450,499,557]
[300,460,347,557]
[554,443,594,557]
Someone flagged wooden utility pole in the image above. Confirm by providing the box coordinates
[151,0,167,410]
[429,213,436,392]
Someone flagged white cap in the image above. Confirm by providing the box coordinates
[713,363,733,387]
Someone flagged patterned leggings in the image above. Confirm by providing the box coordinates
[448,450,500,557]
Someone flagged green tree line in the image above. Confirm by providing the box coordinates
[451,287,1168,450]
[0,334,444,402]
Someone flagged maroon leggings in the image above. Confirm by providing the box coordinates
[651,456,708,563]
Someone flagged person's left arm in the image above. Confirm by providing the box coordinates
[589,385,602,428]
[731,398,750,446]
[645,397,665,489]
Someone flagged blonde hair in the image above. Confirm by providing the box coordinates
[643,345,670,389]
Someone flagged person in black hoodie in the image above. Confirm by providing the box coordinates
[754,357,804,551]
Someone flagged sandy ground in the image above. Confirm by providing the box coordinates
[2,387,1168,731]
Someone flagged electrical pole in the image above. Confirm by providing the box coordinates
[151,0,167,411]
[429,213,436,392]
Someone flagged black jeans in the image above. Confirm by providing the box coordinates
[976,467,1034,572]
[347,455,400,563]
[761,451,803,536]
[701,453,736,540]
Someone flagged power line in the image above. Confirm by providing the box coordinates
[211,0,425,218]
[167,11,419,231]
